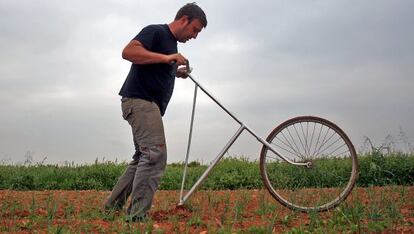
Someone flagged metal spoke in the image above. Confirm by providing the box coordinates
[280,131,303,158]
[300,122,310,156]
[333,149,351,158]
[274,137,301,157]
[317,136,342,157]
[265,154,282,161]
[324,142,347,157]
[314,129,336,156]
[286,127,304,158]
[308,122,316,156]
[315,125,330,156]
[312,123,324,157]
[293,124,307,157]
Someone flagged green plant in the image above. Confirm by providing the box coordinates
[45,195,59,221]
[187,215,204,227]
[256,191,277,217]
[1,154,413,191]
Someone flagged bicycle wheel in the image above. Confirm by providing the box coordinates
[260,116,358,212]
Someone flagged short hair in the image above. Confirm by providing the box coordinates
[175,2,207,28]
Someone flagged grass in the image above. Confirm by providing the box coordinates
[0,153,413,191]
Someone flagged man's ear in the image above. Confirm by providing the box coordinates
[178,15,190,26]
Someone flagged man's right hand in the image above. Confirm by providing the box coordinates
[166,53,187,65]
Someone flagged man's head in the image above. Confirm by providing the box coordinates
[172,2,207,43]
[175,2,207,28]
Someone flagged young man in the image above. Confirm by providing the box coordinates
[104,3,207,221]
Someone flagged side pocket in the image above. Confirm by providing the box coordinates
[122,107,132,120]
[128,159,139,165]
[139,144,166,166]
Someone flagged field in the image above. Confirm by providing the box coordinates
[1,154,413,191]
[1,186,413,233]
[1,154,413,233]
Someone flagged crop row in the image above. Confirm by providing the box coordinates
[0,153,413,190]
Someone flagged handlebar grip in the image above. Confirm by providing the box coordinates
[169,60,190,67]
[169,60,192,74]
[185,60,190,72]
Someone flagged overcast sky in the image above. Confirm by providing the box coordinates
[1,0,413,165]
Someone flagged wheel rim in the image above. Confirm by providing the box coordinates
[260,116,358,212]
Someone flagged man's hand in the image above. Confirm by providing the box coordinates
[166,53,187,65]
[175,66,191,79]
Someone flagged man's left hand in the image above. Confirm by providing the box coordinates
[175,67,190,79]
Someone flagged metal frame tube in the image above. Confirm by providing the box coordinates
[178,73,309,206]
[179,125,245,205]
[187,74,308,166]
[188,75,242,125]
[179,84,198,202]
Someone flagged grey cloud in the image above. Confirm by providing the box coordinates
[1,0,413,164]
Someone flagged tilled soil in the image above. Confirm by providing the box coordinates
[0,186,413,233]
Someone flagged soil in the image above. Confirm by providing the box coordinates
[0,186,413,233]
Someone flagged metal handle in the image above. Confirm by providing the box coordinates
[170,59,192,74]
[186,60,192,74]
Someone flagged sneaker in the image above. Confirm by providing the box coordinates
[125,215,149,223]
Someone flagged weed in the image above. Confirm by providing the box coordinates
[168,215,180,233]
[233,194,246,223]
[49,225,68,234]
[336,201,364,233]
[0,197,9,217]
[281,213,292,227]
[187,215,204,227]
[29,193,37,219]
[64,203,75,219]
[220,193,231,226]
[10,199,23,219]
[367,220,388,233]
[45,194,60,222]
[256,191,277,217]
[144,219,154,233]
[308,210,323,231]
[286,225,310,234]
[246,225,270,233]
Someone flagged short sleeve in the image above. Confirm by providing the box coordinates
[133,25,159,51]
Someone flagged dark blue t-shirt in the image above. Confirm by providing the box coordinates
[119,24,178,116]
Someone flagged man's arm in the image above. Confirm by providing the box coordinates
[122,40,187,65]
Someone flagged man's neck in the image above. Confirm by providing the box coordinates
[168,21,180,40]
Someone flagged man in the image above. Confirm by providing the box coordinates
[104,3,207,221]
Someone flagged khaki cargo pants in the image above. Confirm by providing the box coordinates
[104,98,167,219]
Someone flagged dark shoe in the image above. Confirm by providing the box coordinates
[125,215,149,223]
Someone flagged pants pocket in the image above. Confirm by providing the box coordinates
[139,144,166,165]
[128,159,139,165]
[122,107,133,120]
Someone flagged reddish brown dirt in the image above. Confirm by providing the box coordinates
[0,187,413,233]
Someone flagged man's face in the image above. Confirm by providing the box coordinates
[176,18,204,43]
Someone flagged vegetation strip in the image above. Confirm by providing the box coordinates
[1,154,413,191]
